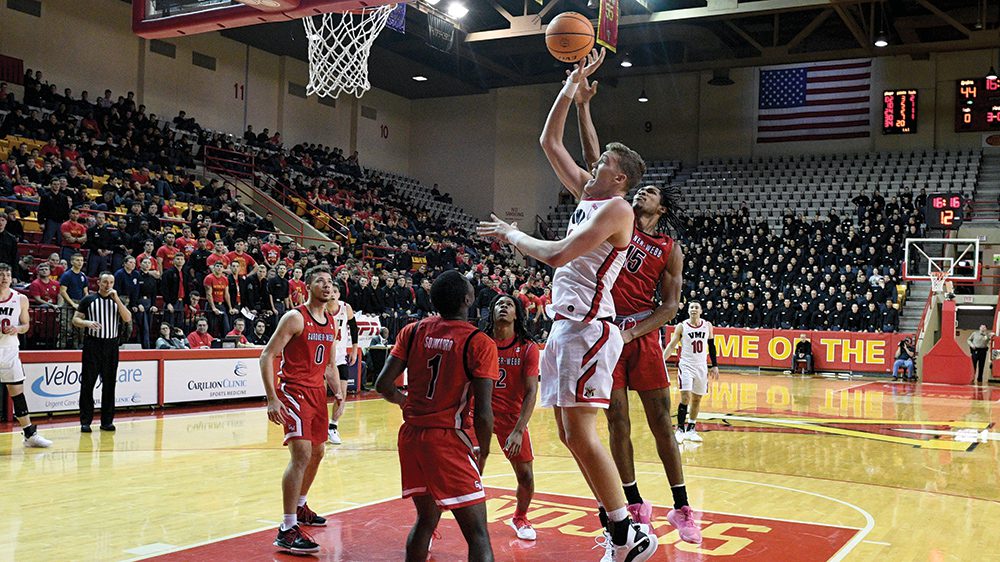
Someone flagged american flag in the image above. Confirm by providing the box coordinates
[757,58,872,143]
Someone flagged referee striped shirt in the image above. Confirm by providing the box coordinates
[78,293,121,340]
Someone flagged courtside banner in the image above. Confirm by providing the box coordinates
[596,0,619,53]
[23,361,158,413]
[663,327,914,373]
[163,357,266,404]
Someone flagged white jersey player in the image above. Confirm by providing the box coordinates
[663,302,719,443]
[325,281,359,445]
[478,49,659,562]
[0,263,51,447]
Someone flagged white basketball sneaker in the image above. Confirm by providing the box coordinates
[327,425,342,445]
[611,522,657,562]
[685,425,703,443]
[675,428,686,444]
[24,432,52,448]
[508,516,537,540]
[594,531,615,562]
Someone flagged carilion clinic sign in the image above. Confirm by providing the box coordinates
[23,361,159,412]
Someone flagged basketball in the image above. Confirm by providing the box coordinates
[545,12,595,63]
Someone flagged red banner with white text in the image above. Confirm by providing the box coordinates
[663,327,915,373]
[596,0,619,53]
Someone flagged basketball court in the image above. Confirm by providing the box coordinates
[3,373,999,560]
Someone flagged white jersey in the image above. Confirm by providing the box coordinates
[678,319,711,370]
[331,301,351,365]
[0,290,23,349]
[550,197,629,323]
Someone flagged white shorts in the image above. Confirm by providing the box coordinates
[540,319,624,409]
[0,347,25,384]
[677,362,708,396]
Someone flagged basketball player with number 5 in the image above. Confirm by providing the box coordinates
[259,265,339,554]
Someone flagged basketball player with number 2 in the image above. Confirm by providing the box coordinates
[260,265,339,555]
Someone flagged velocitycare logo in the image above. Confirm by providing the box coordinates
[31,364,145,398]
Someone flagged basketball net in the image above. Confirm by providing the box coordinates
[303,4,396,99]
[930,271,948,294]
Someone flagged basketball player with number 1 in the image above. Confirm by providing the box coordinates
[478,48,658,562]
[259,265,339,554]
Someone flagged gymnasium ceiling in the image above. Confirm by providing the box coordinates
[206,0,1000,99]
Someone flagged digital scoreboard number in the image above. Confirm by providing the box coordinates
[883,89,917,134]
[956,78,1000,132]
[925,193,965,230]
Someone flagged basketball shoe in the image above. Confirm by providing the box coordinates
[327,424,342,445]
[674,428,686,444]
[594,531,615,562]
[667,505,702,544]
[23,429,52,448]
[508,515,537,540]
[627,501,653,525]
[297,503,327,526]
[610,522,657,562]
[684,423,703,443]
[274,524,320,554]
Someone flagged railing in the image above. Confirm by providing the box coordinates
[255,174,351,241]
[216,177,331,248]
[967,200,1000,221]
[204,145,255,180]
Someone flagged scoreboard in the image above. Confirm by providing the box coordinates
[925,193,965,230]
[882,89,917,134]
[956,77,1000,132]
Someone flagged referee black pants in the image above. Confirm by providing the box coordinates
[80,338,120,427]
[971,348,988,383]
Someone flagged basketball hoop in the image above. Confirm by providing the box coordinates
[930,271,948,294]
[303,4,397,99]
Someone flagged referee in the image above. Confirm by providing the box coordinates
[73,272,132,432]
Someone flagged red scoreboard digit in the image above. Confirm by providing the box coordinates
[883,89,917,134]
[925,193,965,230]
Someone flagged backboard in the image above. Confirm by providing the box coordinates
[132,0,395,39]
[903,238,981,283]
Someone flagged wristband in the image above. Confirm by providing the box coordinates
[560,81,579,100]
[506,231,528,246]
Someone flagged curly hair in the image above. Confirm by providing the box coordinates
[655,183,687,236]
[483,293,534,344]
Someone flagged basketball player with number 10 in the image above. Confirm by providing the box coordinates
[478,48,658,562]
[259,265,339,555]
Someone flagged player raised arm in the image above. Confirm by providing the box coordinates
[478,197,632,268]
[540,48,606,200]
[662,322,685,361]
[259,309,304,425]
[575,75,601,170]
[623,244,684,344]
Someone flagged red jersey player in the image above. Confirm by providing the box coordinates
[259,265,339,555]
[376,271,498,562]
[484,294,539,541]
[575,77,702,544]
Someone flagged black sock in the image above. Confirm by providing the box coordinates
[23,424,37,439]
[598,506,610,533]
[677,403,688,429]
[623,482,643,505]
[687,421,696,432]
[671,485,689,509]
[611,517,633,546]
[329,422,337,430]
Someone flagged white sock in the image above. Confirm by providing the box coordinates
[607,506,629,523]
[281,514,297,531]
[297,495,307,507]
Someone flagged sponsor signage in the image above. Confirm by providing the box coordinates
[163,358,266,404]
[23,361,158,413]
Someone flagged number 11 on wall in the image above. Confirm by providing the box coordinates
[234,83,244,100]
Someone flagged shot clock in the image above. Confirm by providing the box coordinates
[883,89,917,134]
[956,78,1000,132]
[925,193,965,230]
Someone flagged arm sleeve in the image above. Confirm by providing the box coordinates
[347,317,359,345]
[467,332,500,380]
[707,338,718,367]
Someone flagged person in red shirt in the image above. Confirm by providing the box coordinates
[288,267,307,307]
[225,317,253,347]
[135,240,160,274]
[261,234,283,267]
[206,244,230,270]
[186,317,214,349]
[162,196,181,218]
[203,261,231,336]
[376,271,497,561]
[225,239,258,276]
[27,263,60,306]
[483,294,540,541]
[174,225,198,257]
[259,265,339,554]
[156,232,180,271]
[59,208,87,260]
[46,253,65,281]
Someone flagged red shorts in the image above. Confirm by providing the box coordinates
[612,330,670,392]
[277,382,328,445]
[398,424,485,510]
[494,414,534,463]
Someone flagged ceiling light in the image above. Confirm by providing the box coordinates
[874,33,888,48]
[412,75,428,81]
[988,66,998,81]
[424,0,440,4]
[446,2,468,18]
[620,55,632,68]
[638,89,648,103]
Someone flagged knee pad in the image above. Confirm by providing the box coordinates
[11,392,29,419]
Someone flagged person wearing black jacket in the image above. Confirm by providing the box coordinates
[84,214,113,277]
[162,254,188,329]
[226,260,248,314]
[829,301,847,331]
[746,301,762,328]
[0,214,17,269]
[864,302,881,332]
[135,256,160,348]
[244,264,272,323]
[776,299,795,329]
[354,275,378,314]
[475,277,501,321]
[761,300,777,329]
[267,263,290,319]
[794,302,811,330]
[792,334,813,374]
[845,303,863,332]
[881,299,899,333]
[39,182,71,245]
[810,302,829,331]
[415,278,434,317]
[395,276,416,315]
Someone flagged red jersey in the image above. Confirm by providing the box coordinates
[28,278,60,303]
[261,243,282,266]
[492,336,540,417]
[279,306,338,388]
[392,317,498,429]
[156,245,179,269]
[225,251,257,276]
[611,229,675,316]
[206,253,230,269]
[60,220,86,249]
[203,273,229,306]
[136,253,160,272]
[175,237,198,257]
[289,279,307,306]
